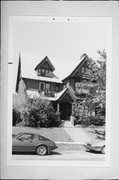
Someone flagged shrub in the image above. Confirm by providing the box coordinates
[90,115,105,126]
[13,108,21,126]
[13,90,62,127]
[81,116,91,127]
[47,112,62,127]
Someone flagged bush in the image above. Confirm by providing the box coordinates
[13,92,62,127]
[81,117,91,127]
[90,115,105,126]
[74,115,91,127]
[47,112,62,127]
[13,109,21,126]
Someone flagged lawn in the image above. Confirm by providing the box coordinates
[12,126,73,142]
[82,126,105,143]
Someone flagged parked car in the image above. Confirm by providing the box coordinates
[84,141,105,154]
[12,132,57,155]
[95,128,105,135]
[95,128,105,140]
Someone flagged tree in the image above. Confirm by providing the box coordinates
[74,50,106,126]
[13,79,29,125]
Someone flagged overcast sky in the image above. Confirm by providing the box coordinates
[14,18,109,61]
[12,17,111,89]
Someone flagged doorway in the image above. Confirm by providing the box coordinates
[60,102,72,120]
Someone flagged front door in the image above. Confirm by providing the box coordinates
[60,102,72,120]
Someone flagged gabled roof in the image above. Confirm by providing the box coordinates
[56,85,77,102]
[34,56,55,71]
[63,53,88,81]
[18,52,85,81]
[19,53,62,84]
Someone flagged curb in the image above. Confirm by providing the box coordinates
[55,141,86,145]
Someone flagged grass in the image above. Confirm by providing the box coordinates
[82,126,105,143]
[12,126,73,142]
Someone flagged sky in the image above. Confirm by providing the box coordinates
[13,17,110,89]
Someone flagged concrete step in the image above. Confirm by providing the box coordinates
[63,121,74,128]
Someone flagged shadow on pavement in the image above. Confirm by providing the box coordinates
[12,151,61,156]
[86,150,102,154]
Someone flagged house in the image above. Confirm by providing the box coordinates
[16,53,97,122]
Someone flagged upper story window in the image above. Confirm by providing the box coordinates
[39,82,45,91]
[37,69,41,76]
[37,68,52,77]
[82,67,85,73]
[55,84,60,92]
[41,68,45,76]
[46,83,50,92]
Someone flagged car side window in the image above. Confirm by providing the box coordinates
[34,135,46,140]
[39,136,46,140]
[18,134,33,140]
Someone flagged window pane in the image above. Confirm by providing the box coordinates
[46,83,50,90]
[19,134,32,140]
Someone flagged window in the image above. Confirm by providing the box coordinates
[37,69,41,76]
[55,85,59,92]
[39,82,45,91]
[46,83,50,91]
[41,68,45,76]
[18,133,33,140]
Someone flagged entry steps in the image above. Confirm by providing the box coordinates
[63,121,74,128]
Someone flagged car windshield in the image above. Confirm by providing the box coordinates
[12,133,22,138]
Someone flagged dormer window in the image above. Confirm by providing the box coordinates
[41,68,45,76]
[35,56,56,78]
[37,69,41,76]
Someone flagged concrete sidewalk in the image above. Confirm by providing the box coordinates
[64,127,91,144]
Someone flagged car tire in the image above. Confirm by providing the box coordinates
[36,145,48,156]
[101,145,105,154]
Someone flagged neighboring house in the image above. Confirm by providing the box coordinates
[16,53,97,121]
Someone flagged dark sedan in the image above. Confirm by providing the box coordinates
[12,132,57,155]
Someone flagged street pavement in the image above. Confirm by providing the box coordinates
[12,149,104,161]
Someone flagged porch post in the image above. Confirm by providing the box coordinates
[57,103,60,113]
[70,102,74,125]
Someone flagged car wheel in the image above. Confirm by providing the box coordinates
[101,145,105,154]
[36,145,48,156]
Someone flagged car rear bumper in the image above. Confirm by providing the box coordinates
[49,145,57,151]
[84,144,101,152]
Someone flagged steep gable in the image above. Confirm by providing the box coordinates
[69,54,88,77]
[35,56,55,71]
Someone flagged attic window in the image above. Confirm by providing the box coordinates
[37,69,41,76]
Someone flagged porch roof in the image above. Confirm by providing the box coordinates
[27,85,77,102]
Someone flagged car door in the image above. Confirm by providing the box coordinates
[13,133,35,152]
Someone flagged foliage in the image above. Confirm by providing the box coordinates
[27,98,62,127]
[73,50,106,127]
[13,79,62,127]
[90,115,105,126]
[13,79,29,125]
